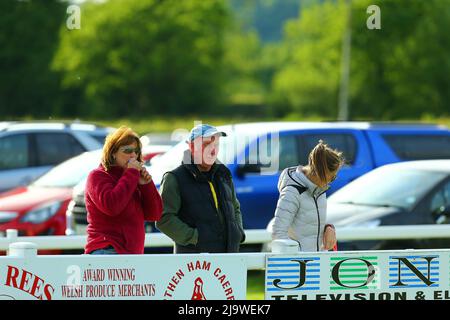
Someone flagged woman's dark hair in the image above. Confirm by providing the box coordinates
[308,140,345,185]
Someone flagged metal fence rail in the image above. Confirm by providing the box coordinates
[1,224,450,251]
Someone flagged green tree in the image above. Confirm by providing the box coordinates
[229,0,302,43]
[270,0,346,118]
[223,1,297,116]
[351,0,450,119]
[52,0,229,118]
[223,28,265,109]
[0,0,66,118]
[270,0,450,120]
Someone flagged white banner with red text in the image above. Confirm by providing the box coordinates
[0,254,246,300]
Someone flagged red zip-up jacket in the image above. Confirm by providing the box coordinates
[84,164,163,254]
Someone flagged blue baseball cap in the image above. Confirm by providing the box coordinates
[187,124,227,142]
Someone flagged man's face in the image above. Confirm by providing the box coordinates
[190,135,220,166]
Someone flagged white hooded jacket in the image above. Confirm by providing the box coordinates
[272,166,328,252]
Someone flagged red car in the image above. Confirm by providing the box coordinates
[142,144,173,166]
[140,133,177,166]
[0,150,102,238]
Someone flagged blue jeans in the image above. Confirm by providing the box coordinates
[90,246,118,255]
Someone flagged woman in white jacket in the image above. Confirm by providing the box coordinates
[272,140,344,252]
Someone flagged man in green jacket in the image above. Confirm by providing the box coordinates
[156,124,245,253]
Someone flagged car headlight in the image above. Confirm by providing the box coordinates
[20,202,62,224]
[0,212,19,224]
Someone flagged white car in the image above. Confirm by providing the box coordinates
[0,121,114,192]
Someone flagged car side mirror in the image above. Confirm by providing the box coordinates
[435,205,450,224]
[236,164,262,178]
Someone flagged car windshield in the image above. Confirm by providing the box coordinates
[329,166,447,210]
[148,125,242,184]
[31,151,101,188]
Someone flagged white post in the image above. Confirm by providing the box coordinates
[6,229,18,256]
[6,229,18,241]
[271,239,300,253]
[8,242,38,258]
[338,0,352,121]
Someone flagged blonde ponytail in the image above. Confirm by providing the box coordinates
[308,140,344,185]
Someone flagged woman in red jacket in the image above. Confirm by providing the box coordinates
[84,126,163,255]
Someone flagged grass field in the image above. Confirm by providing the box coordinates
[12,115,450,135]
[89,116,450,136]
[91,116,273,135]
[247,271,265,300]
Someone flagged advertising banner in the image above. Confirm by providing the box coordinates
[0,254,247,300]
[265,250,450,300]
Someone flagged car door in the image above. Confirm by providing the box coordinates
[418,177,450,248]
[298,129,374,194]
[30,132,86,182]
[365,130,450,166]
[34,132,86,165]
[0,133,37,192]
[233,131,301,229]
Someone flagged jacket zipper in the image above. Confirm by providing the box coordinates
[209,180,225,227]
[313,189,327,251]
[313,196,320,251]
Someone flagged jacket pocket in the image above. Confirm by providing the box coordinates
[196,225,224,253]
[227,223,244,252]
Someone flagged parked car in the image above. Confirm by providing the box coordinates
[140,133,179,165]
[0,121,114,192]
[65,178,89,236]
[141,145,173,166]
[66,122,450,235]
[0,150,101,238]
[325,160,450,250]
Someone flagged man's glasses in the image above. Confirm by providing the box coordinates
[120,146,140,154]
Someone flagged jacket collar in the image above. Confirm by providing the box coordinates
[102,164,125,177]
[295,166,329,197]
[181,149,221,182]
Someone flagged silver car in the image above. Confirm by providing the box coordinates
[0,121,114,192]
